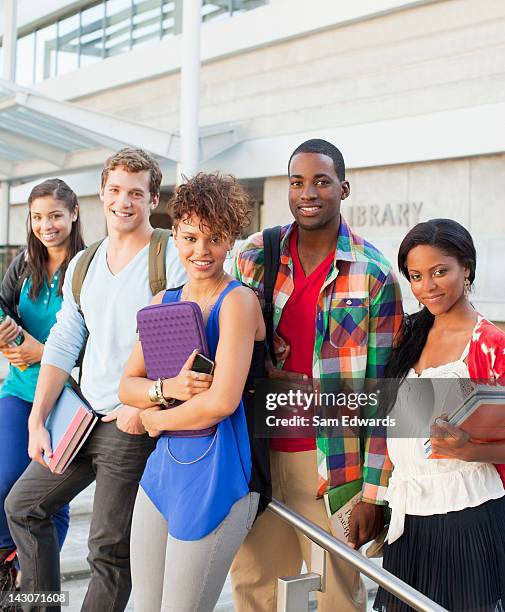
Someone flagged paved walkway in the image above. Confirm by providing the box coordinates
[60,483,235,610]
[1,354,379,610]
[0,357,235,610]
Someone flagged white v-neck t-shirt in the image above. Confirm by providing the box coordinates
[385,340,504,544]
[42,238,186,415]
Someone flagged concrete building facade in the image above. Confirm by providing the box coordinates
[1,0,504,318]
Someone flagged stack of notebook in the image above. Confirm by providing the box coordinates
[424,385,505,458]
[44,385,97,474]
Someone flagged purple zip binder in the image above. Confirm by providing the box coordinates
[136,301,216,437]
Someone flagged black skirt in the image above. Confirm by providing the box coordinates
[374,496,505,612]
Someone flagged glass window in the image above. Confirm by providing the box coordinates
[16,33,36,85]
[12,0,267,84]
[231,0,267,16]
[35,23,57,81]
[80,3,105,67]
[57,13,80,76]
[131,0,163,49]
[202,1,231,22]
[161,0,177,37]
[105,0,133,57]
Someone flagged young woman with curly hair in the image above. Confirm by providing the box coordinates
[119,172,267,612]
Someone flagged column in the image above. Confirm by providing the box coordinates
[0,182,10,245]
[1,0,17,244]
[178,0,202,183]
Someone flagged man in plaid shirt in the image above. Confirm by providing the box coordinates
[231,139,403,611]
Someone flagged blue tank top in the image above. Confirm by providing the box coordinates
[140,280,252,540]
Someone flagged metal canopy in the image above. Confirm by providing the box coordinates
[0,79,242,183]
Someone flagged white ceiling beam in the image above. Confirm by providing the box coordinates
[0,128,67,166]
[0,81,243,181]
[17,91,179,160]
[7,147,115,182]
[0,95,17,113]
[61,147,117,172]
[10,90,241,166]
[198,122,243,162]
[0,159,14,177]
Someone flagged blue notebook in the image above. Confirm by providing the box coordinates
[44,385,97,473]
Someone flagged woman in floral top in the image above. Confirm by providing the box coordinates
[375,218,505,612]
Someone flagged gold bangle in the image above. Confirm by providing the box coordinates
[154,377,169,407]
[148,384,159,405]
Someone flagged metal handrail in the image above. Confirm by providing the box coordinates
[268,499,447,612]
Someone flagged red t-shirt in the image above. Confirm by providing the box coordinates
[270,227,335,452]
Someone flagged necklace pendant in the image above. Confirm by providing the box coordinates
[184,272,226,314]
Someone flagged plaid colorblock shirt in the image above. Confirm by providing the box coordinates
[234,217,403,503]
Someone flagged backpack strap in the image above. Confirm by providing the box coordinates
[262,226,281,365]
[72,230,170,383]
[72,240,104,310]
[71,240,103,385]
[72,229,171,306]
[149,228,171,296]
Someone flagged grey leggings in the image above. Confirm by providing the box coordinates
[130,487,259,611]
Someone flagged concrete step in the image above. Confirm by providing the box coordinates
[1,357,378,610]
[69,482,95,517]
[61,576,132,612]
[60,576,374,612]
[60,484,95,577]
[60,574,236,612]
[61,484,380,609]
[61,482,235,610]
[61,509,234,608]
[60,575,373,612]
[60,514,91,578]
[61,517,376,611]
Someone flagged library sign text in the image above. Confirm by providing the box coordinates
[345,202,423,227]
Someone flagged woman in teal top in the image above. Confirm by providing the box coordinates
[0,178,85,590]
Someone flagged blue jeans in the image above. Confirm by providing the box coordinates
[0,395,69,550]
[6,421,156,612]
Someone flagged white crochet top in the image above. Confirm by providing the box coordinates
[385,342,504,544]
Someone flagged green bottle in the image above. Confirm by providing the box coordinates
[0,307,25,345]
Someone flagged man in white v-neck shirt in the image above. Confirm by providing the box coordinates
[6,149,185,612]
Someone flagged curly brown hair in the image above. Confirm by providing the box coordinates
[169,172,251,242]
[101,148,162,198]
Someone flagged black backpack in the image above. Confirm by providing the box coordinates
[262,226,281,365]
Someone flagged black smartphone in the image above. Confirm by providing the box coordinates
[191,353,215,375]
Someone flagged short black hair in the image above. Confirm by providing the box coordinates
[288,139,346,181]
